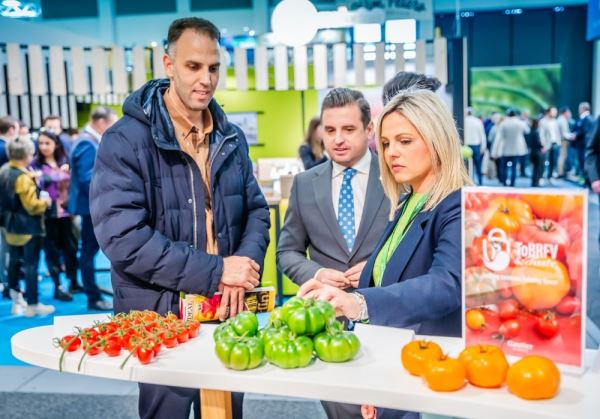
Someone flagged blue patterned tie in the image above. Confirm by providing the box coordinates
[338,168,357,251]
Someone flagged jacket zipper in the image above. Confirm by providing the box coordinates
[187,161,198,250]
[184,132,237,251]
[209,133,237,169]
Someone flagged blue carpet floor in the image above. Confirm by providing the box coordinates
[1,252,113,366]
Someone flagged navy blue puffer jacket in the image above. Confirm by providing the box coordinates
[90,79,270,315]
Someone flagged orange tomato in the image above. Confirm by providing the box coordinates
[401,340,443,376]
[507,356,561,400]
[523,194,582,221]
[510,258,570,310]
[459,345,509,388]
[422,355,466,392]
[484,197,533,234]
[466,309,487,331]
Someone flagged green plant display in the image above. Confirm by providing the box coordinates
[470,65,561,116]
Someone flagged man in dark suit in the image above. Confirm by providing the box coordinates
[277,88,389,290]
[277,88,389,419]
[585,113,600,243]
[69,107,118,310]
[576,102,595,178]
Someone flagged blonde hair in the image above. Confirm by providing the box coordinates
[375,89,472,218]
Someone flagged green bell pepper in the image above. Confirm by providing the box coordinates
[214,336,264,371]
[280,297,336,336]
[313,321,361,363]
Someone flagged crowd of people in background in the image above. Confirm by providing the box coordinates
[463,102,598,187]
[0,108,117,316]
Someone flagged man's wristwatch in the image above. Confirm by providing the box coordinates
[349,292,369,322]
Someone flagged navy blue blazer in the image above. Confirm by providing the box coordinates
[68,130,98,216]
[358,189,462,337]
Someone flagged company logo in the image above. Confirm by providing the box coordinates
[482,228,511,272]
[481,227,561,272]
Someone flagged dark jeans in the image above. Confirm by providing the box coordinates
[44,217,78,288]
[546,144,558,178]
[469,145,483,185]
[520,154,529,177]
[80,215,101,303]
[500,156,519,186]
[0,229,8,293]
[574,140,586,177]
[530,150,545,187]
[138,383,244,419]
[8,237,42,305]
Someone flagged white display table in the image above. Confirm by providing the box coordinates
[11,323,600,419]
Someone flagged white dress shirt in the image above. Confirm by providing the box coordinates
[84,125,103,143]
[464,115,487,151]
[331,151,371,235]
[540,117,561,147]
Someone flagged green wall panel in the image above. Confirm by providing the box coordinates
[214,89,319,161]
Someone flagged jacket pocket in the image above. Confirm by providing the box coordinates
[114,284,176,315]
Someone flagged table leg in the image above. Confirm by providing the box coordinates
[200,389,232,419]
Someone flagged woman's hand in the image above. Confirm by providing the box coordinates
[60,164,70,172]
[297,279,361,319]
[361,405,376,419]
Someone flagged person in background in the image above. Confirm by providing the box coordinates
[556,107,575,178]
[493,109,530,186]
[299,116,327,169]
[486,112,502,182]
[0,116,19,167]
[527,118,545,187]
[381,71,442,105]
[0,137,54,316]
[576,102,595,179]
[585,115,600,245]
[299,89,471,419]
[17,120,30,141]
[370,72,442,154]
[464,107,487,185]
[66,128,80,142]
[31,130,80,301]
[42,115,73,157]
[69,107,118,311]
[539,106,561,181]
[0,116,20,299]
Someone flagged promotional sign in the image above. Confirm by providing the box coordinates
[462,187,587,372]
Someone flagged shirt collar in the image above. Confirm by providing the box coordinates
[163,88,213,140]
[332,150,371,178]
[84,125,103,142]
[8,160,29,173]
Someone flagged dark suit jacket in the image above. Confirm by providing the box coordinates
[277,153,390,285]
[585,116,600,183]
[358,189,462,338]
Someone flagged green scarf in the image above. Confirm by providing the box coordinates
[372,193,427,287]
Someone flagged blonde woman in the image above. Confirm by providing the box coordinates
[299,90,472,418]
